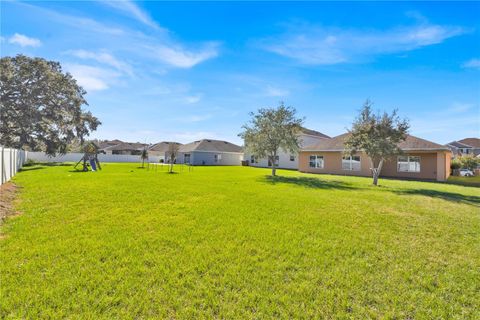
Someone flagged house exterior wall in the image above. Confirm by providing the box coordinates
[299,150,451,181]
[246,134,329,169]
[177,151,243,166]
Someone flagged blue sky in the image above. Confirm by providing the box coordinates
[1,1,479,145]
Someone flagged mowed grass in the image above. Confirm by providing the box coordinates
[448,175,480,188]
[1,164,479,319]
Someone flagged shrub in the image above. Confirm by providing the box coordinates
[459,156,480,171]
[23,159,37,167]
[451,158,462,170]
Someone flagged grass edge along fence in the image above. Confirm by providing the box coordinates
[0,146,27,185]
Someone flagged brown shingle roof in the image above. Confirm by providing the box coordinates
[300,128,331,139]
[302,133,449,151]
[179,139,243,153]
[148,141,182,152]
[103,142,140,151]
[457,138,480,148]
[97,139,124,149]
[447,141,472,148]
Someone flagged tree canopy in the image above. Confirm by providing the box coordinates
[0,54,101,156]
[345,99,410,185]
[239,102,304,176]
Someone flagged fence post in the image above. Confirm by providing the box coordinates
[1,146,4,185]
[10,148,13,181]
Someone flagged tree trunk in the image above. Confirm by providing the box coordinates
[371,158,384,186]
[270,154,277,176]
[142,159,145,168]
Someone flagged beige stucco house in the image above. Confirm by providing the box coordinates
[299,133,452,181]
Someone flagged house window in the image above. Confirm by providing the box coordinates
[309,155,324,168]
[268,155,279,167]
[397,156,421,172]
[290,155,295,161]
[250,155,255,164]
[342,156,361,171]
[184,154,191,164]
[214,154,222,162]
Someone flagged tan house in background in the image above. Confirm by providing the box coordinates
[299,133,452,181]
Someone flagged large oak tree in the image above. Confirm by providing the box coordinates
[0,55,100,156]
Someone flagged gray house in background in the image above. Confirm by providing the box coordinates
[102,142,147,155]
[447,138,480,157]
[178,139,243,165]
[148,141,183,161]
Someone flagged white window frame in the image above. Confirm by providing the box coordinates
[309,155,324,169]
[250,155,255,164]
[290,155,295,161]
[342,155,361,171]
[397,156,421,173]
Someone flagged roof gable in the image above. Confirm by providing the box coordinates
[457,138,480,148]
[300,127,331,139]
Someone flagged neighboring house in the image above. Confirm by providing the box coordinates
[102,142,146,155]
[245,128,330,170]
[177,139,243,165]
[148,141,183,161]
[447,138,480,157]
[299,133,452,181]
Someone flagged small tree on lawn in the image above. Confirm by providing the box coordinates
[345,99,409,186]
[167,142,180,173]
[239,102,304,177]
[140,147,148,168]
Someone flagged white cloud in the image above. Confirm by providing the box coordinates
[446,102,474,113]
[462,58,480,70]
[150,42,220,68]
[260,21,465,65]
[410,102,480,143]
[66,49,133,76]
[180,114,212,123]
[8,33,41,47]
[65,64,120,91]
[11,2,219,69]
[171,131,218,142]
[265,85,289,97]
[185,94,202,104]
[102,0,160,29]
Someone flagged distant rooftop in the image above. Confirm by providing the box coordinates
[300,127,330,139]
[148,141,182,152]
[179,139,243,153]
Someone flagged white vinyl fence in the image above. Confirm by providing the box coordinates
[1,146,27,185]
[27,152,164,164]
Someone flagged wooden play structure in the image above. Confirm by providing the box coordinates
[74,142,102,172]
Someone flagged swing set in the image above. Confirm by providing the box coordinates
[74,142,102,172]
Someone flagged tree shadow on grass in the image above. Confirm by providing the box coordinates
[261,175,357,190]
[20,162,73,172]
[395,189,480,207]
[19,166,46,172]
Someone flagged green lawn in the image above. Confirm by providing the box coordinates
[1,163,479,319]
[447,175,480,188]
